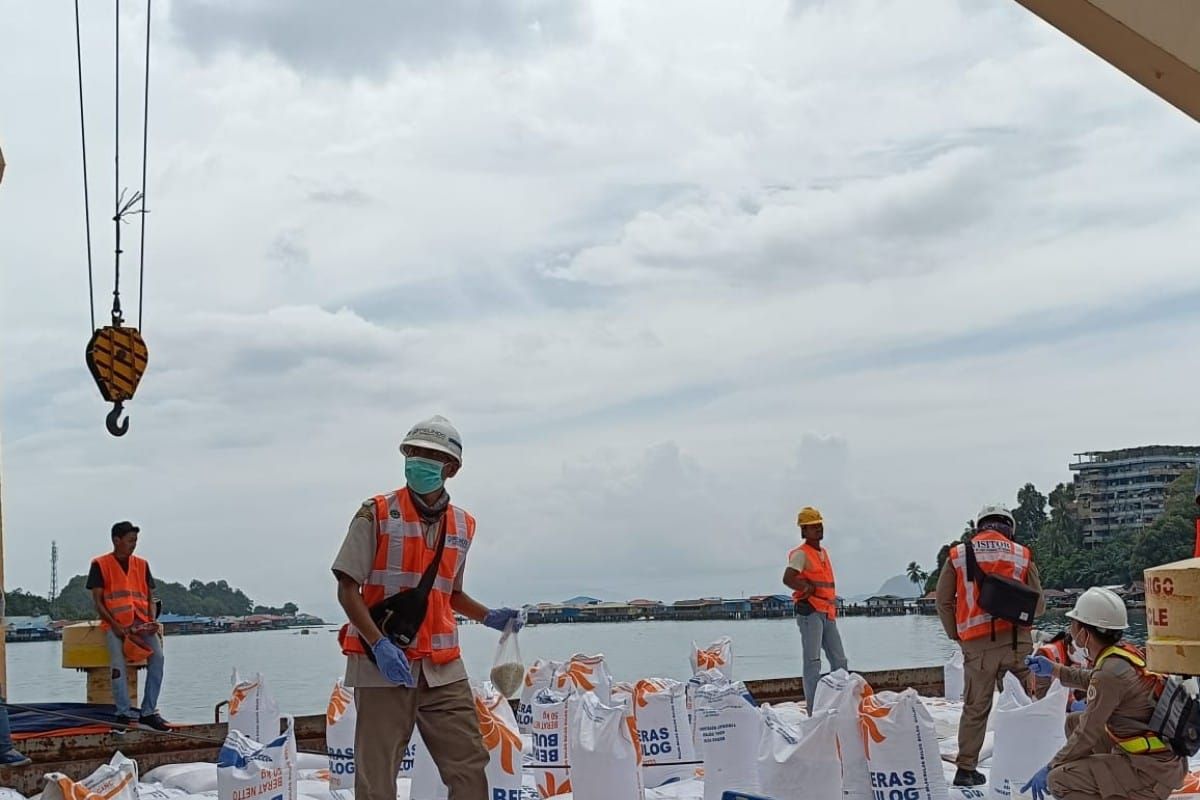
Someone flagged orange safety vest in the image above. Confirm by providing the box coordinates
[788,543,837,620]
[948,532,1031,641]
[338,488,474,665]
[1037,639,1070,665]
[93,553,152,631]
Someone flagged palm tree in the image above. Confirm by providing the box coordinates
[906,561,927,594]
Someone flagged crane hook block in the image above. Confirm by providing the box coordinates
[85,326,148,437]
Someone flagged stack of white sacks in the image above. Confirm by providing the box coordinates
[23,646,1200,800]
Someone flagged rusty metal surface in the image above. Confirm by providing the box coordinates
[746,665,945,704]
[1,714,326,796]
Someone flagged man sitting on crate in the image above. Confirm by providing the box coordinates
[88,520,169,732]
[937,504,1045,787]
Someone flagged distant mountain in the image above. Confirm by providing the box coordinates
[874,574,924,599]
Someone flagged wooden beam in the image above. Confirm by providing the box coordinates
[1014,0,1200,122]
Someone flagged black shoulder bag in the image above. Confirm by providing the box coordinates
[361,519,447,662]
[963,536,1040,642]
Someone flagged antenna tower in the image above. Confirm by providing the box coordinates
[49,541,59,617]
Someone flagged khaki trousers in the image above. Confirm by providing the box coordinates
[955,640,1031,770]
[1048,713,1187,800]
[354,675,489,800]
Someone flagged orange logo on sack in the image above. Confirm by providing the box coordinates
[634,679,664,708]
[475,696,522,775]
[230,682,256,717]
[55,772,133,800]
[625,714,643,766]
[327,684,352,727]
[1179,772,1200,793]
[695,649,726,670]
[537,771,571,797]
[556,661,596,692]
[858,693,888,757]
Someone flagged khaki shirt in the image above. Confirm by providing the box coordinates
[1053,656,1179,770]
[935,554,1044,652]
[331,500,469,688]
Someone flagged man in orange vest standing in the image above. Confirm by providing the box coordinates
[88,521,169,732]
[937,504,1045,787]
[782,506,848,707]
[332,415,523,800]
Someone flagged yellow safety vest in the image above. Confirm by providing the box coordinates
[1094,645,1170,755]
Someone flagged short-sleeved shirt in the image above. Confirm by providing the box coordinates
[787,548,807,573]
[331,500,469,689]
[86,558,156,590]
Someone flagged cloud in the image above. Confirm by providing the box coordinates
[545,147,994,288]
[306,188,374,208]
[4,0,1200,623]
[467,433,948,604]
[169,0,592,78]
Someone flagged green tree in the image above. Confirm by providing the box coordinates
[1012,483,1047,546]
[1036,482,1080,560]
[1129,469,1198,578]
[905,561,927,594]
[4,589,51,617]
[39,573,265,620]
[55,574,99,620]
[923,544,952,593]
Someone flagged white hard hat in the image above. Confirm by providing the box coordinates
[1065,587,1129,631]
[400,415,463,463]
[976,504,1015,530]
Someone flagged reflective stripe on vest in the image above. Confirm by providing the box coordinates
[1112,733,1170,755]
[338,488,474,664]
[788,543,837,620]
[95,553,152,631]
[949,532,1031,641]
[1094,644,1170,754]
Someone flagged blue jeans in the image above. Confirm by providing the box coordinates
[797,612,848,706]
[0,705,14,752]
[106,630,165,717]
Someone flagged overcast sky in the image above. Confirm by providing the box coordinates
[2,1,1198,623]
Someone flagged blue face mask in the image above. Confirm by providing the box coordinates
[405,456,446,494]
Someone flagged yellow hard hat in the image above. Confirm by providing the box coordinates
[797,506,824,527]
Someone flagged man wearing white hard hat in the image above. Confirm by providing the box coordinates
[937,504,1045,787]
[1022,587,1187,800]
[332,415,524,800]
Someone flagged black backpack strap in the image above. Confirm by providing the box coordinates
[963,535,984,583]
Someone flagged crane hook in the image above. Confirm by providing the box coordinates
[106,400,129,437]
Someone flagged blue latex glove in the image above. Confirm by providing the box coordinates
[1021,765,1051,800]
[1025,655,1055,678]
[1070,699,1087,712]
[484,607,523,633]
[371,638,416,687]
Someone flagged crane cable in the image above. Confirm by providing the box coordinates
[77,0,153,437]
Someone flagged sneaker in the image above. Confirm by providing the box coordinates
[112,714,132,733]
[953,768,987,787]
[0,748,32,768]
[138,713,171,732]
